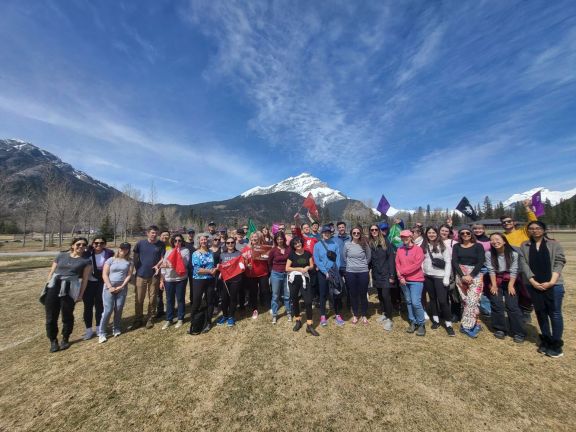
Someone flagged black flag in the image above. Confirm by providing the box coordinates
[456,196,479,221]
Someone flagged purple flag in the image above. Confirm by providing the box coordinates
[532,190,545,217]
[377,194,391,216]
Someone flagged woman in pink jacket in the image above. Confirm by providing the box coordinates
[395,230,426,336]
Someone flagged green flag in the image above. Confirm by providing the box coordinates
[246,219,257,239]
[388,223,402,249]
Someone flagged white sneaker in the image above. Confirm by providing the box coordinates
[98,335,107,344]
[84,328,94,340]
[383,319,393,331]
[424,312,430,321]
[377,314,387,323]
[175,320,183,329]
[113,330,121,337]
[272,316,277,325]
[162,321,171,330]
[287,314,293,322]
[252,310,259,320]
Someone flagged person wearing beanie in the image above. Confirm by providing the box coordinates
[395,230,426,336]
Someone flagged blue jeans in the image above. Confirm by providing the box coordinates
[401,281,425,325]
[99,285,128,336]
[529,284,564,341]
[165,279,187,321]
[270,271,291,316]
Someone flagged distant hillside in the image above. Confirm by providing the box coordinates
[0,139,121,206]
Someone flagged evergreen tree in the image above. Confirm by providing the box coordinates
[494,201,506,218]
[157,209,169,232]
[99,214,114,240]
[475,203,483,220]
[451,211,462,227]
[513,202,525,222]
[483,196,494,218]
[425,204,431,225]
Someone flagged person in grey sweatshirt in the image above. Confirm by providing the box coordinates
[344,226,371,325]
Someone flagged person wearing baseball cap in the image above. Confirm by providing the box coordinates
[395,229,426,336]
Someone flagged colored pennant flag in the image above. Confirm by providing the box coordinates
[246,218,257,239]
[302,193,319,222]
[456,196,479,221]
[167,247,187,276]
[218,254,246,281]
[532,190,545,217]
[376,194,391,216]
[388,223,402,249]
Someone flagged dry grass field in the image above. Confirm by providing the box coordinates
[1,235,574,431]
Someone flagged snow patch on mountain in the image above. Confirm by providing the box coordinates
[503,187,576,207]
[371,206,415,217]
[241,173,348,206]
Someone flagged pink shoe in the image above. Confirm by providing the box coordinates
[352,316,359,324]
[320,315,328,327]
[361,316,368,325]
[252,310,258,320]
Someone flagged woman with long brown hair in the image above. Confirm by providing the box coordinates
[368,224,396,331]
[344,225,371,325]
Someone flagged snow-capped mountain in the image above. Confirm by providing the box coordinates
[503,187,576,208]
[241,173,348,206]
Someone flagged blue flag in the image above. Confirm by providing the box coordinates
[377,194,391,216]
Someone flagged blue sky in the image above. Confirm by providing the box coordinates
[1,0,575,209]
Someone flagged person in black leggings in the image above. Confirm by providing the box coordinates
[286,237,318,336]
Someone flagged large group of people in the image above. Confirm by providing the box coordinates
[43,199,567,358]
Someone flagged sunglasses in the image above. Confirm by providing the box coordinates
[75,243,87,247]
[501,220,513,224]
[174,239,183,243]
[352,231,361,235]
[93,241,105,245]
[370,228,379,232]
[460,232,472,236]
[226,241,235,244]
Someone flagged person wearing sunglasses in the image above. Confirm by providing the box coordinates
[452,226,485,338]
[313,225,344,326]
[99,242,134,342]
[500,199,538,247]
[44,237,92,352]
[159,234,190,330]
[241,231,270,320]
[368,224,396,331]
[344,226,371,325]
[519,221,566,358]
[190,234,217,333]
[216,237,244,327]
[395,230,426,336]
[82,237,114,341]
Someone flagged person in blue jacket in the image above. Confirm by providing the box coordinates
[313,225,344,327]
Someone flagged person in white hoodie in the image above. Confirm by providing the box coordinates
[422,227,454,336]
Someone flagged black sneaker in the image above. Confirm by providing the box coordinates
[50,339,60,353]
[60,338,70,350]
[406,322,416,333]
[546,340,564,358]
[202,322,211,333]
[494,330,506,340]
[537,334,549,354]
[416,324,426,337]
[306,324,320,336]
[513,335,525,344]
[445,326,456,337]
[431,321,441,330]
[293,320,303,332]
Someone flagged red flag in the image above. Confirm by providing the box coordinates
[302,193,319,221]
[167,247,187,276]
[218,254,246,281]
